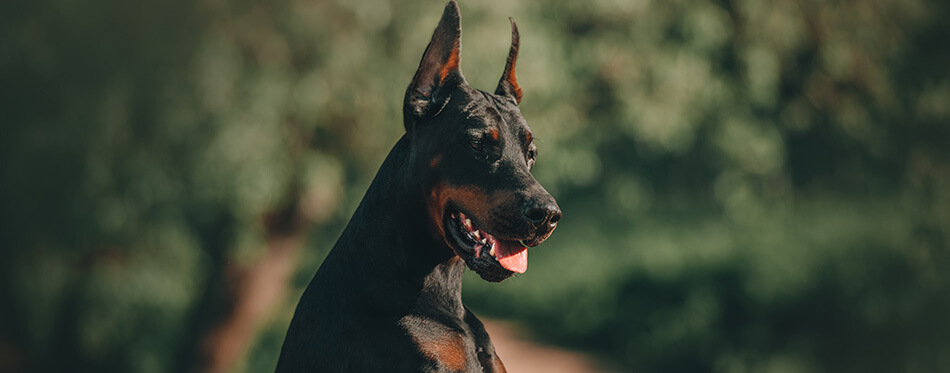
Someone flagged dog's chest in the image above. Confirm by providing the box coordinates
[401,315,506,373]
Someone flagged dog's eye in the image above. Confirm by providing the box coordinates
[526,146,537,168]
[470,138,484,151]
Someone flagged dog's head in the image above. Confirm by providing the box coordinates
[404,1,560,282]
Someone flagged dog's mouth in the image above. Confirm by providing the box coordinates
[443,210,529,281]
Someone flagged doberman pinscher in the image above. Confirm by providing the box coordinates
[276,1,560,371]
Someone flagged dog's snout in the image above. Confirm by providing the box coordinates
[523,200,561,229]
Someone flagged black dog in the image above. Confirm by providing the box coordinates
[276,1,560,371]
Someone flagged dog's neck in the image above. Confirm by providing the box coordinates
[330,134,466,317]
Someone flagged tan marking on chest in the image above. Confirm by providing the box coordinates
[416,332,469,372]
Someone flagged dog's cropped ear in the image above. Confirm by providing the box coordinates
[495,18,522,104]
[405,0,466,127]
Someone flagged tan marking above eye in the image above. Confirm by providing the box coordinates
[488,128,500,141]
[430,154,443,169]
[525,132,533,145]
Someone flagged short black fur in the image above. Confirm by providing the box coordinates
[276,1,559,371]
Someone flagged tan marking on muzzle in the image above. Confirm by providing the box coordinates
[426,182,517,243]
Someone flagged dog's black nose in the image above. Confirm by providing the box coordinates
[524,202,561,229]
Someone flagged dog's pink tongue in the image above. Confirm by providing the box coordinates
[495,240,528,273]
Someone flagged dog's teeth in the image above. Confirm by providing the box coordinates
[480,238,487,245]
[473,230,481,240]
[463,218,473,230]
[489,245,496,257]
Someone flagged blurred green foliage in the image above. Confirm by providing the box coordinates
[2,0,949,372]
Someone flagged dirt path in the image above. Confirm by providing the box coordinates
[482,320,602,373]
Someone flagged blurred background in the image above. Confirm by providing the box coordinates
[2,0,949,372]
